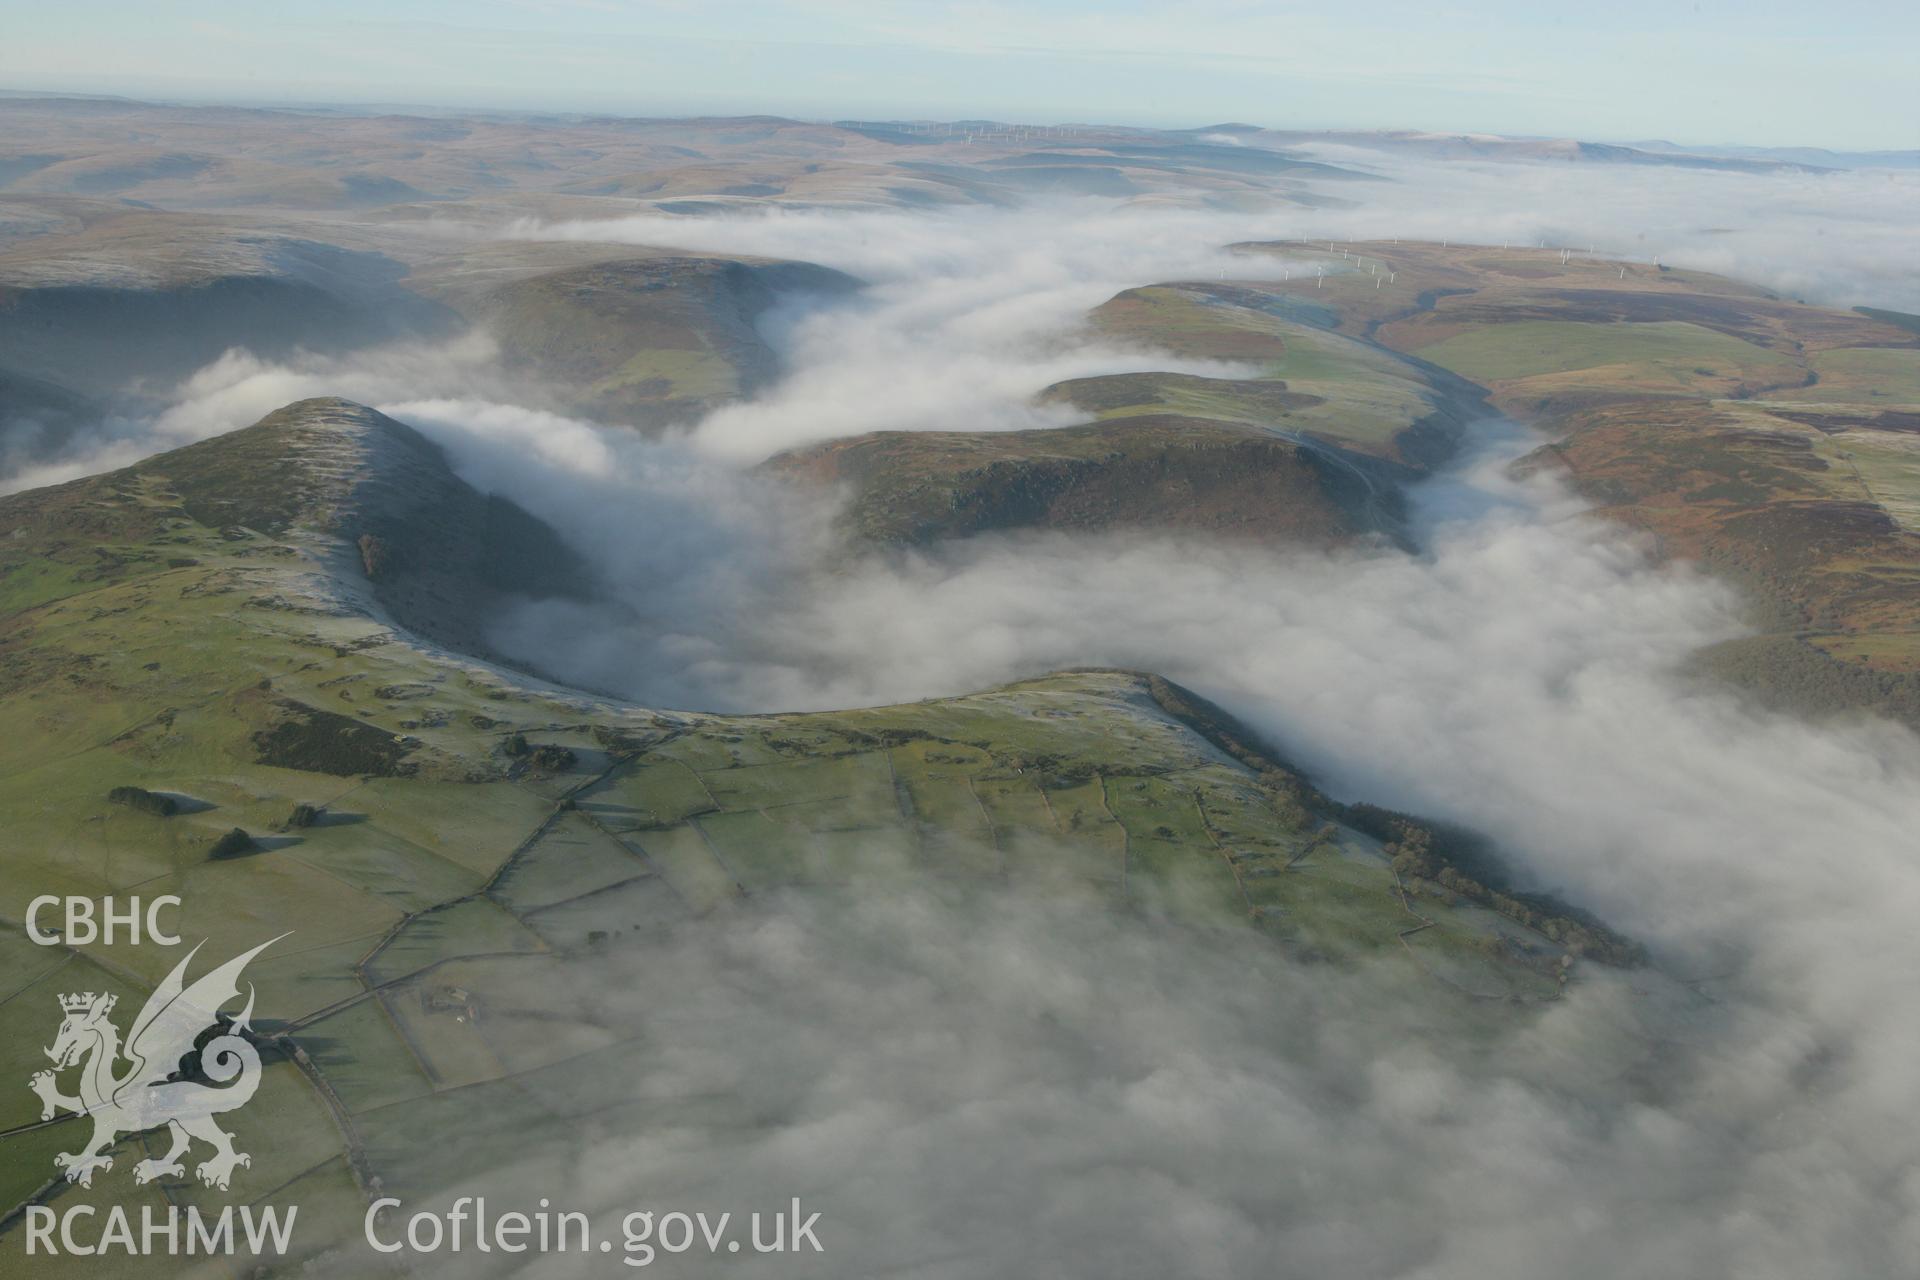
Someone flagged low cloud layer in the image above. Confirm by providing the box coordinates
[379,400,1920,1277]
[313,882,1798,1279]
[11,158,1920,1275]
[529,200,1289,460]
[0,332,509,495]
[1286,147,1920,314]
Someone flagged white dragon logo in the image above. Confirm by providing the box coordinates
[28,936,283,1190]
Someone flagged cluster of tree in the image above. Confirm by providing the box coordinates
[1696,634,1920,731]
[1377,819,1645,967]
[591,724,657,754]
[107,785,176,816]
[208,828,256,860]
[502,732,576,773]
[839,726,935,749]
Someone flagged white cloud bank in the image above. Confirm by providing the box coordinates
[11,158,1920,1276]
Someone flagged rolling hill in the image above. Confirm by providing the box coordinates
[0,396,1636,1268]
[768,273,1482,550]
[0,199,454,464]
[412,244,858,429]
[763,415,1411,547]
[0,97,1373,217]
[0,199,860,457]
[1224,239,1920,722]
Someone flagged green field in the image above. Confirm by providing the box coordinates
[1074,282,1472,463]
[1411,319,1802,396]
[1773,346,1920,405]
[0,396,1616,1267]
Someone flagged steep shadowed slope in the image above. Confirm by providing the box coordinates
[0,397,590,656]
[413,245,858,429]
[765,415,1410,547]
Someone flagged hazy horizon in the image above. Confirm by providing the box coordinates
[2,0,1914,151]
[3,81,1914,159]
[2,19,1918,1274]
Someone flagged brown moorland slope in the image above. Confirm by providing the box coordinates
[1230,239,1920,720]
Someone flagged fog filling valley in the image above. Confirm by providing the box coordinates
[419,425,1919,1278]
[28,162,1920,1275]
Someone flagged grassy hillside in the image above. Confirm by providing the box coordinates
[1518,397,1920,717]
[768,273,1484,553]
[1222,239,1920,721]
[764,414,1410,546]
[412,245,858,430]
[1078,281,1478,468]
[0,204,855,448]
[0,206,452,405]
[0,397,591,656]
[1409,318,1805,408]
[0,399,1631,1269]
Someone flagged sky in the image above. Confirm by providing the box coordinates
[0,0,1913,150]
